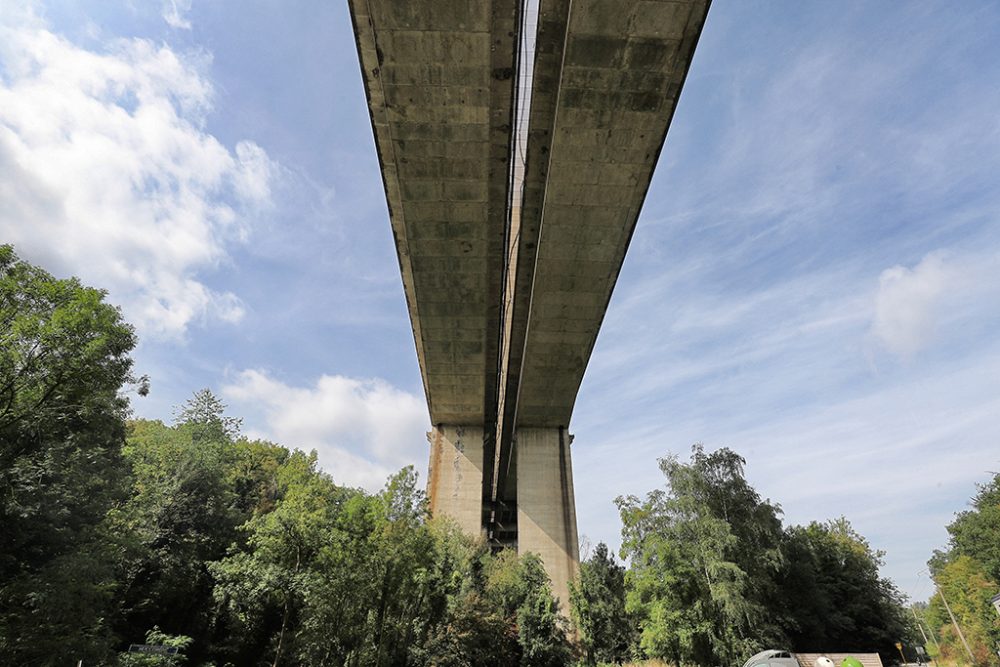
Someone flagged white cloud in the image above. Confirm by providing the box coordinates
[222,369,429,491]
[0,15,274,338]
[162,0,193,30]
[872,252,953,357]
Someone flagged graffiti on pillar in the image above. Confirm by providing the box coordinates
[453,426,464,500]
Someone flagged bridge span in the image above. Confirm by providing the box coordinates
[350,0,710,608]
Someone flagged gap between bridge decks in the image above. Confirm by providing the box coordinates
[488,0,543,535]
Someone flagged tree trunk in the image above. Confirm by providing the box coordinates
[373,566,392,666]
[272,547,301,667]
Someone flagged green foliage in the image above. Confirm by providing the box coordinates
[570,542,635,665]
[118,627,192,666]
[6,245,952,667]
[514,559,572,667]
[110,410,249,663]
[488,551,572,667]
[175,387,243,442]
[925,556,999,667]
[617,445,917,667]
[947,473,1000,583]
[924,472,1000,667]
[0,245,136,664]
[617,445,785,667]
[85,385,574,667]
[210,460,570,667]
[776,519,915,662]
[419,591,515,667]
[418,548,570,667]
[104,387,300,664]
[211,449,360,665]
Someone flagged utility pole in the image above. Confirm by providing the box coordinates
[936,580,976,663]
[925,613,943,654]
[911,605,939,667]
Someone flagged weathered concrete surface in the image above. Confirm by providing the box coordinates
[516,427,580,613]
[492,0,573,503]
[505,0,711,430]
[427,425,485,537]
[349,0,519,426]
[351,0,709,430]
[351,0,710,618]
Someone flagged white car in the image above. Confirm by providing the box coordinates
[742,649,800,667]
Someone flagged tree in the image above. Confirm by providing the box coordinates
[482,549,571,667]
[175,388,242,442]
[925,555,999,667]
[0,245,137,664]
[414,542,571,667]
[776,519,915,661]
[110,416,243,662]
[517,575,572,667]
[410,523,531,667]
[570,542,635,665]
[211,449,351,666]
[947,473,1000,584]
[212,461,458,666]
[617,445,785,667]
[418,590,515,667]
[923,472,1000,667]
[117,626,193,666]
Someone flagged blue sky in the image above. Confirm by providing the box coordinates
[2,1,998,600]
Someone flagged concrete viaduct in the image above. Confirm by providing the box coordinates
[349,0,710,609]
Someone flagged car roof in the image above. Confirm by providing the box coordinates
[742,650,795,667]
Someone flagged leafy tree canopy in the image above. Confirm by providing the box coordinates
[616,445,916,667]
[174,387,242,442]
[2,246,947,667]
[777,519,915,658]
[946,473,1000,583]
[617,445,786,667]
[923,471,1000,667]
[0,245,137,664]
[570,542,635,666]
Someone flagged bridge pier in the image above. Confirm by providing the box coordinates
[426,424,580,613]
[516,427,579,614]
[426,425,485,538]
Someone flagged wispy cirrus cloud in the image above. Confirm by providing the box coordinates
[162,0,193,30]
[571,2,1000,599]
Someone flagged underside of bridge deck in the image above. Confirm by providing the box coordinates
[350,0,710,611]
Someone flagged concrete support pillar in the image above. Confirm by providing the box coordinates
[516,427,580,614]
[426,425,485,538]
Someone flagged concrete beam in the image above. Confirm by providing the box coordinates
[349,0,520,426]
[506,0,711,432]
[352,0,709,433]
[492,0,572,504]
